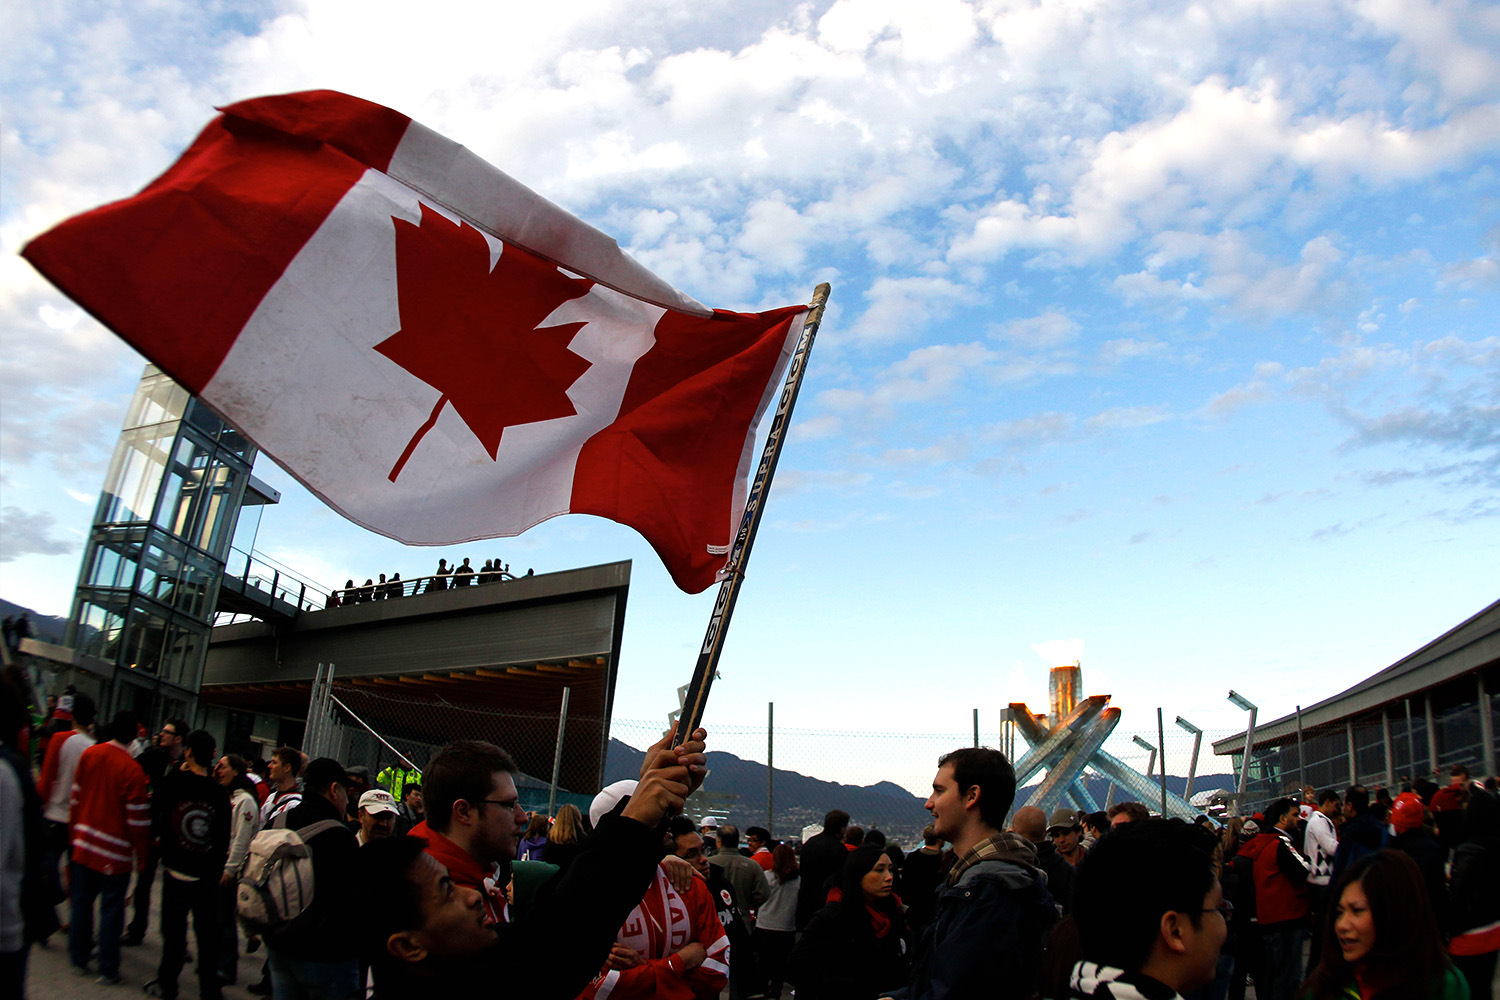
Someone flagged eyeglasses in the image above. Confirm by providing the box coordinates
[1195,901,1234,920]
[476,798,520,811]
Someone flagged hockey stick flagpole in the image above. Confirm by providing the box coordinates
[671,282,831,747]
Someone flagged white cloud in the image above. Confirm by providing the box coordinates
[993,310,1079,348]
[1032,638,1085,666]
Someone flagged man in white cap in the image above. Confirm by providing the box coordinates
[577,781,729,1000]
[358,788,400,845]
[700,816,720,857]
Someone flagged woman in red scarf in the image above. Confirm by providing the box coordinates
[787,843,911,999]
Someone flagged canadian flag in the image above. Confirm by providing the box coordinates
[24,90,808,594]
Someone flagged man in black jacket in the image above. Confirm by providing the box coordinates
[1009,805,1074,913]
[265,757,359,999]
[145,729,230,1000]
[796,808,850,929]
[357,726,709,1000]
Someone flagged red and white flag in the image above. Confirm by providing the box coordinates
[24,90,808,594]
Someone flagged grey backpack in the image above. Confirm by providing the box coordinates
[235,818,344,934]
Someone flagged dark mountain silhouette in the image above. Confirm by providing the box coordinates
[604,737,1236,845]
[0,599,68,645]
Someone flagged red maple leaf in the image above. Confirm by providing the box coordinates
[376,204,594,481]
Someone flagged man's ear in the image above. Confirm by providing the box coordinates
[1158,911,1189,955]
[963,784,982,811]
[387,930,428,963]
[451,798,476,828]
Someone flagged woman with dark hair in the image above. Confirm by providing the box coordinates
[545,803,585,874]
[1303,849,1469,1000]
[756,844,800,998]
[517,813,549,862]
[1449,790,1499,1000]
[786,844,910,999]
[214,753,262,984]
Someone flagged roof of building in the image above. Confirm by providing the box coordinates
[1211,596,1500,755]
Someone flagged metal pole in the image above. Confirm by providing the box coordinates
[327,693,420,772]
[1156,708,1167,817]
[973,708,980,748]
[767,702,774,837]
[1382,708,1395,788]
[1296,705,1305,790]
[548,687,571,817]
[673,285,831,746]
[1346,719,1357,785]
[1405,699,1416,780]
[1236,706,1258,811]
[1176,716,1202,803]
[1425,693,1439,776]
[1479,673,1496,780]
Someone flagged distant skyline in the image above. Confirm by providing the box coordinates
[3,0,1496,787]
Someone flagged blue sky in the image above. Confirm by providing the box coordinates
[3,0,1497,793]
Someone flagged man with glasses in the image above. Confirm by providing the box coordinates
[123,718,189,947]
[407,740,531,924]
[1070,819,1229,1000]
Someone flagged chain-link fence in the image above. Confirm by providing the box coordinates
[298,679,1246,846]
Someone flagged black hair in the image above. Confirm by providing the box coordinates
[937,747,1017,830]
[1346,785,1370,814]
[667,814,698,839]
[72,692,96,727]
[221,754,258,799]
[746,826,771,843]
[423,740,516,834]
[107,711,139,745]
[718,823,741,848]
[357,836,431,965]
[1304,850,1451,1000]
[1073,819,1218,972]
[839,844,901,924]
[1265,797,1299,826]
[864,829,887,848]
[303,757,349,795]
[844,825,865,847]
[1084,811,1109,834]
[1318,789,1342,806]
[184,729,216,767]
[822,809,850,834]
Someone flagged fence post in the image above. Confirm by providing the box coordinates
[1346,719,1357,785]
[1405,699,1416,777]
[1382,708,1395,787]
[1296,705,1305,789]
[1479,673,1496,780]
[767,702,774,837]
[1156,708,1167,817]
[1424,693,1439,775]
[548,687,571,817]
[973,708,979,748]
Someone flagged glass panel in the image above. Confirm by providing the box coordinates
[154,433,213,538]
[99,424,175,524]
[123,374,189,431]
[177,557,215,620]
[163,626,206,688]
[87,544,124,589]
[196,464,244,555]
[184,398,227,438]
[74,599,127,660]
[219,425,253,460]
[123,608,169,674]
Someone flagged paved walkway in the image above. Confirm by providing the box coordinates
[24,872,260,1000]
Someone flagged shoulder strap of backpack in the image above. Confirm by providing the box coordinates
[295,819,346,840]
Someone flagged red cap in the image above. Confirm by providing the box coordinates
[1390,792,1425,834]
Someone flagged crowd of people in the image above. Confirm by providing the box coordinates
[327,559,536,607]
[2,670,1496,1000]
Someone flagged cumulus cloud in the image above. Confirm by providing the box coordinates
[0,507,76,561]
